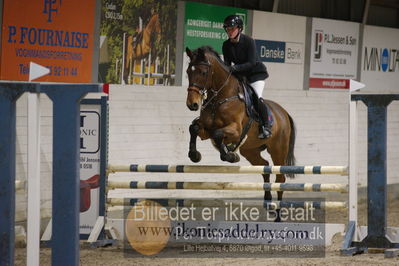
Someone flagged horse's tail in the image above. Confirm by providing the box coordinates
[286,114,296,178]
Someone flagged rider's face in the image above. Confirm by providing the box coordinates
[225,26,239,39]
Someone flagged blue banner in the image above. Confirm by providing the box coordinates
[255,40,286,63]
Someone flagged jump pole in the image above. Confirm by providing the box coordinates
[106,198,348,210]
[107,164,349,175]
[107,180,349,193]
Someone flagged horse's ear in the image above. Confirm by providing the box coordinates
[186,47,193,60]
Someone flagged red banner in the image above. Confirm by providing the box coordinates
[309,78,349,89]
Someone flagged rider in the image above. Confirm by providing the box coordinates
[222,14,271,139]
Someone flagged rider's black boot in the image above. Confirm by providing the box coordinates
[258,98,272,139]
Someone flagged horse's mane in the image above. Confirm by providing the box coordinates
[193,46,230,73]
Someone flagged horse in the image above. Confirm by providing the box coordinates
[124,13,161,84]
[185,46,296,209]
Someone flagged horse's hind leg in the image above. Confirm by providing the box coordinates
[239,148,271,201]
[268,145,290,222]
[268,144,289,201]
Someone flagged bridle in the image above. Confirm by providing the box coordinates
[187,59,233,111]
[187,61,212,98]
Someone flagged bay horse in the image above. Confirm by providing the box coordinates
[124,13,161,84]
[185,46,296,206]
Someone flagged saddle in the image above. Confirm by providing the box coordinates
[224,81,274,152]
[239,81,274,126]
[80,174,100,213]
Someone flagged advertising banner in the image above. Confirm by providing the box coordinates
[256,40,303,65]
[181,2,247,85]
[360,25,399,91]
[309,18,359,89]
[184,2,247,54]
[252,11,306,90]
[1,0,97,82]
[99,0,177,85]
[120,198,329,258]
[80,103,102,236]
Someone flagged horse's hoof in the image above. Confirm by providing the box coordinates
[223,152,240,163]
[265,211,282,222]
[220,153,226,162]
[274,209,282,222]
[231,152,240,163]
[188,151,201,163]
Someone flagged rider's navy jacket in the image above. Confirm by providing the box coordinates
[222,33,268,83]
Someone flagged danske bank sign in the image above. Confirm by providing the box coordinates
[255,40,303,64]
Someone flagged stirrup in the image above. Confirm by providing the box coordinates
[258,126,272,139]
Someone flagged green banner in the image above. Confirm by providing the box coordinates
[184,2,247,54]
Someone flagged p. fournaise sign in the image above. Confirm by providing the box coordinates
[1,0,96,82]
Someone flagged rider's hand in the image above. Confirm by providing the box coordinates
[229,65,237,73]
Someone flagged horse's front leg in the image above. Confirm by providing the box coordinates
[212,124,241,163]
[188,120,202,163]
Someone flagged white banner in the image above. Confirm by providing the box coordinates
[309,18,359,89]
[252,11,306,90]
[360,25,399,92]
[80,105,101,236]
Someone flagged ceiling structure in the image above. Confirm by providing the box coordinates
[187,0,399,28]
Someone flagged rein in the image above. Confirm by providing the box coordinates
[187,55,240,112]
[201,70,233,111]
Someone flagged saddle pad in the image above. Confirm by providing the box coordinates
[242,82,274,126]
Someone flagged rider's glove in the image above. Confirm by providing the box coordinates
[230,65,237,73]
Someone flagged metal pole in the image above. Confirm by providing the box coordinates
[0,83,32,266]
[43,84,102,266]
[121,33,126,84]
[167,44,170,85]
[147,52,151,86]
[272,0,280,13]
[351,94,399,249]
[155,56,159,85]
[362,0,371,24]
[27,92,41,266]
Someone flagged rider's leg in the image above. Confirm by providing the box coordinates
[250,80,272,139]
[257,98,272,139]
[250,80,265,98]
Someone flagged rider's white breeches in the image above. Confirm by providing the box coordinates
[250,80,265,98]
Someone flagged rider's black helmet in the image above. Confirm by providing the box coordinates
[223,15,243,30]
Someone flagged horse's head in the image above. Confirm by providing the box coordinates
[147,13,161,35]
[185,47,213,111]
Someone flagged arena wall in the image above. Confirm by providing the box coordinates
[107,84,399,188]
[13,84,399,222]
